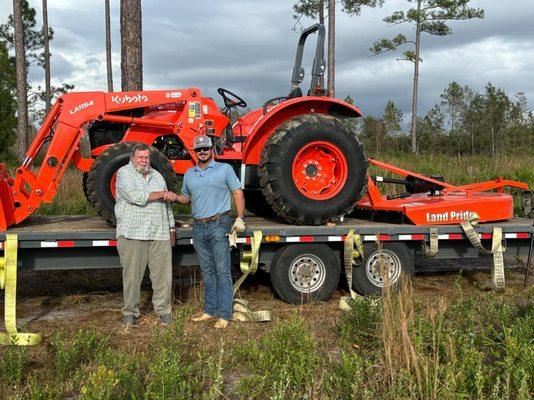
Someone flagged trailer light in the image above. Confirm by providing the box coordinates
[264,235,280,242]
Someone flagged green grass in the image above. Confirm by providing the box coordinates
[1,285,532,399]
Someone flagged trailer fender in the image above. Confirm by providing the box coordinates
[242,96,362,165]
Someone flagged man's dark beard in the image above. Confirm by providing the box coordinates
[198,153,213,166]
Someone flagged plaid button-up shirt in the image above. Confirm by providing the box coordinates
[115,162,175,240]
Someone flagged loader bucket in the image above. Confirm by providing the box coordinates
[0,164,16,231]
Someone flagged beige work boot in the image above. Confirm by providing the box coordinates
[191,313,215,322]
[214,319,229,329]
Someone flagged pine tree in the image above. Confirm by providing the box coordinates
[120,0,142,91]
[293,0,384,97]
[370,0,484,154]
[0,40,17,159]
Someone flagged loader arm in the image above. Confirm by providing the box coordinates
[0,89,200,230]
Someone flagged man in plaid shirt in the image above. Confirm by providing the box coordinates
[115,143,176,327]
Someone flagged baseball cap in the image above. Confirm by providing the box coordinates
[193,135,213,150]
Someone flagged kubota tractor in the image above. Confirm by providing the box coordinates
[0,24,369,230]
[0,23,528,231]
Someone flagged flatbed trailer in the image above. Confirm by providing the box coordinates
[1,215,532,304]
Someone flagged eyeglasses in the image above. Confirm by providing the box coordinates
[194,147,211,153]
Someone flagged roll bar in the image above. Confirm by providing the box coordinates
[291,23,326,95]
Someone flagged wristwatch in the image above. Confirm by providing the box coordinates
[169,227,176,232]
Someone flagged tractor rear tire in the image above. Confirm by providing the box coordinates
[85,142,177,225]
[243,189,276,218]
[258,114,367,225]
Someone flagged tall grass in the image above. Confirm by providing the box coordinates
[0,285,532,399]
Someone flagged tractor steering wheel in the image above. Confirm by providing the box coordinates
[217,88,247,109]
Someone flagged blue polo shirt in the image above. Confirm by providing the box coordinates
[181,160,241,219]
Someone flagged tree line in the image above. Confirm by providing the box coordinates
[354,81,534,156]
[294,0,485,154]
[1,1,530,162]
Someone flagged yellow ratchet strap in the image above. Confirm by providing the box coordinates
[232,231,270,322]
[460,214,505,290]
[339,229,364,311]
[422,227,439,258]
[1,234,41,345]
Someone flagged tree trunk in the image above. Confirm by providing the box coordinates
[318,0,324,90]
[13,0,28,159]
[410,0,422,154]
[375,120,380,153]
[42,0,51,113]
[120,0,142,91]
[491,126,495,157]
[327,0,335,97]
[105,0,113,92]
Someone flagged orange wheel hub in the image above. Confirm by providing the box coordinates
[110,172,117,198]
[291,141,348,200]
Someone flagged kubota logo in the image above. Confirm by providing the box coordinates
[69,100,94,115]
[111,93,149,104]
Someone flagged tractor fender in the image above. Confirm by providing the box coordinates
[242,96,362,165]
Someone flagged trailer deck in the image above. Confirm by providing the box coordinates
[1,215,532,270]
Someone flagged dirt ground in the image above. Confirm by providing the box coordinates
[1,256,531,355]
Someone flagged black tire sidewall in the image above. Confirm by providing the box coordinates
[86,142,177,224]
[270,244,340,304]
[243,189,276,217]
[352,242,414,296]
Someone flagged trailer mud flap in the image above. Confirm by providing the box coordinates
[339,229,364,311]
[232,231,271,322]
[460,216,505,290]
[0,234,41,345]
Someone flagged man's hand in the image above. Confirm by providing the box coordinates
[170,229,176,246]
[232,217,246,233]
[163,191,178,202]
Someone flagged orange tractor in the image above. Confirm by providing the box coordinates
[0,24,528,231]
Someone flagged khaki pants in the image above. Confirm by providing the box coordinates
[117,236,172,317]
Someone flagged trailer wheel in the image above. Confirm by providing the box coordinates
[85,142,177,225]
[352,243,414,296]
[270,244,340,304]
[259,114,367,225]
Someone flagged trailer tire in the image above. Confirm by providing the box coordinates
[85,142,177,225]
[258,114,367,225]
[352,242,414,296]
[270,244,340,304]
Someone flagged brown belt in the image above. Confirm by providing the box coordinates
[193,211,230,223]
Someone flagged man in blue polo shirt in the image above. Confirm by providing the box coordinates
[171,135,245,329]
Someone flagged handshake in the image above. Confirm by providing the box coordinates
[159,191,181,203]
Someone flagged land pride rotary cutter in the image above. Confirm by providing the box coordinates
[0,24,529,232]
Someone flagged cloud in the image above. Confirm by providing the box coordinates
[1,0,532,119]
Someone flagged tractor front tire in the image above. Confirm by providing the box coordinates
[85,142,177,225]
[258,114,367,225]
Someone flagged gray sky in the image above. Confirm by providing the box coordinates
[2,0,534,122]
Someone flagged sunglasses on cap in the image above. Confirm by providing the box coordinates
[194,147,211,153]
